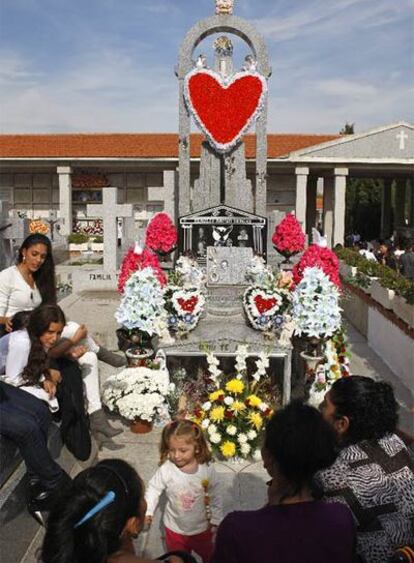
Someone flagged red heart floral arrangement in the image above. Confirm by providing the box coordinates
[184,68,267,153]
[254,295,278,315]
[177,295,199,314]
[243,286,290,332]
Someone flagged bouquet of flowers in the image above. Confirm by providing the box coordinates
[243,284,291,333]
[102,366,174,422]
[272,213,305,262]
[118,244,167,293]
[308,330,351,408]
[175,255,206,288]
[115,267,167,345]
[164,286,206,334]
[292,267,342,339]
[293,244,341,288]
[29,219,49,235]
[245,255,274,286]
[190,347,274,461]
[145,212,178,255]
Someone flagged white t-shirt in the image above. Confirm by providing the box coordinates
[0,329,58,410]
[145,460,223,535]
[0,265,42,317]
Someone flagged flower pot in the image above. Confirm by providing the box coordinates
[371,280,395,309]
[339,263,357,279]
[116,328,152,353]
[125,346,154,367]
[130,418,153,434]
[300,337,324,379]
[392,294,414,328]
[91,242,104,252]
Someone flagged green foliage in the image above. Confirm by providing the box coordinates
[92,235,103,243]
[345,178,382,240]
[339,122,355,135]
[67,232,89,244]
[335,248,414,304]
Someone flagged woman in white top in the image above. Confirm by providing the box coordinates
[0,235,123,446]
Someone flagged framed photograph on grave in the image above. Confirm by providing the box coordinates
[179,204,267,264]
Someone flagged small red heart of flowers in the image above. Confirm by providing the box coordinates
[177,296,198,314]
[254,295,277,314]
[187,71,264,146]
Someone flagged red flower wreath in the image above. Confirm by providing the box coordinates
[118,246,167,293]
[145,213,178,254]
[272,213,305,256]
[292,244,341,288]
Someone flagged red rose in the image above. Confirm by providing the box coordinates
[292,244,341,288]
[272,213,305,255]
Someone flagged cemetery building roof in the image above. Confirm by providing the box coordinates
[0,133,339,160]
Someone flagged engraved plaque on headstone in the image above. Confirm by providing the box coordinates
[206,246,253,286]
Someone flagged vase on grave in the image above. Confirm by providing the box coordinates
[129,418,153,434]
[116,328,153,354]
[300,336,324,380]
[125,346,154,367]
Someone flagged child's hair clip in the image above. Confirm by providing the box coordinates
[74,490,115,528]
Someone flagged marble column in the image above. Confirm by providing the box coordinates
[333,167,348,247]
[323,176,334,248]
[306,176,318,238]
[380,179,392,239]
[295,167,309,234]
[410,179,414,228]
[57,165,72,236]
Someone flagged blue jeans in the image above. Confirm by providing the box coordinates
[0,382,66,489]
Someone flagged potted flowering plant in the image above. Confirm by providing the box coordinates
[272,213,305,264]
[189,347,274,461]
[102,365,173,433]
[145,212,178,260]
[292,266,342,375]
[293,244,341,288]
[115,267,167,357]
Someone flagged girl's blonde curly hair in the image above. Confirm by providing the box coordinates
[159,420,212,465]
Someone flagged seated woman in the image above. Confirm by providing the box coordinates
[41,458,193,563]
[0,233,125,369]
[0,304,122,448]
[318,376,414,562]
[212,401,356,563]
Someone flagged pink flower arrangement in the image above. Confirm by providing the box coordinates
[272,214,305,256]
[145,213,178,254]
[118,246,167,293]
[292,244,341,288]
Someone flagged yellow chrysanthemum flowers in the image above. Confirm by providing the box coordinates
[210,406,225,422]
[248,411,263,430]
[246,394,261,407]
[225,379,245,394]
[220,441,236,458]
[209,389,224,401]
[230,401,246,413]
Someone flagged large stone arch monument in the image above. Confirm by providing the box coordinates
[176,0,271,217]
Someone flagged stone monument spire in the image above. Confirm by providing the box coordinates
[177,3,271,216]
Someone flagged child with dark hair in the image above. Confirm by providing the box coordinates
[146,420,223,563]
[318,376,414,562]
[212,401,355,563]
[41,459,189,563]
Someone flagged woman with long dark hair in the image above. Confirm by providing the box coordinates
[41,459,190,563]
[212,401,356,563]
[318,376,414,562]
[0,234,56,331]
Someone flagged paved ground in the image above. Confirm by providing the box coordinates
[17,290,414,561]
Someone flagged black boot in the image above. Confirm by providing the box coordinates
[27,473,72,524]
[90,409,123,438]
[97,347,126,368]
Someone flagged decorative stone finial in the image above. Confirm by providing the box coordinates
[215,0,234,16]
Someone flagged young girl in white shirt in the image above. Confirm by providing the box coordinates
[145,420,223,563]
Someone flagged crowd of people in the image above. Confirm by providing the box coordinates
[0,234,413,563]
[345,232,414,280]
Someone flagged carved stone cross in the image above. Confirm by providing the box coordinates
[87,188,133,273]
[396,130,408,150]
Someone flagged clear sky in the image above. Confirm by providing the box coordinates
[0,0,413,135]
